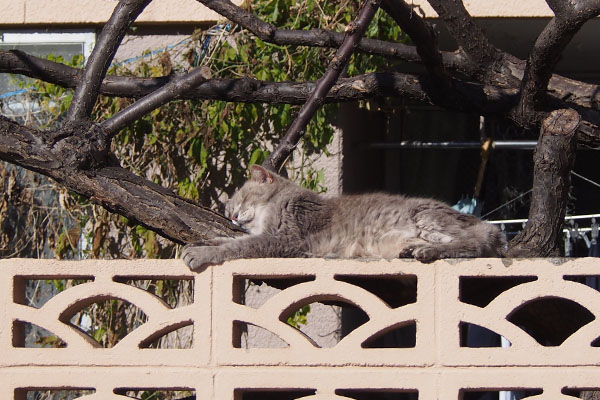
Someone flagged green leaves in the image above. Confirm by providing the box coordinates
[249,148,269,166]
[287,304,311,328]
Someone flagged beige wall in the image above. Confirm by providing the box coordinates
[0,0,555,26]
[1,257,600,399]
[411,0,553,18]
[0,0,236,25]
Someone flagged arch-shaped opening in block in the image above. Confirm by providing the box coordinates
[113,388,195,399]
[233,320,289,349]
[361,321,416,348]
[459,322,509,348]
[139,321,194,349]
[12,320,67,348]
[334,274,417,308]
[459,276,537,307]
[280,298,368,347]
[15,388,95,399]
[62,298,148,348]
[112,277,194,308]
[234,389,316,400]
[461,389,542,400]
[563,276,600,293]
[13,277,94,308]
[283,301,345,348]
[507,297,595,346]
[233,276,316,308]
[562,388,600,398]
[336,389,419,399]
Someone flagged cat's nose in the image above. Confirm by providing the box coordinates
[232,212,239,224]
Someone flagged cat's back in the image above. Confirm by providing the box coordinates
[320,192,419,238]
[326,192,411,219]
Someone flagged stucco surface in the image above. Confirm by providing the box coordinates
[1,257,600,399]
[0,0,557,25]
[0,0,241,25]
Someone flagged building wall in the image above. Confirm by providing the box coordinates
[0,0,234,25]
[0,0,556,26]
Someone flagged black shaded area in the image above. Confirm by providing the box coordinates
[461,389,542,400]
[362,322,416,348]
[460,276,537,307]
[562,388,600,398]
[235,389,316,400]
[335,274,417,308]
[336,389,418,400]
[460,322,506,348]
[508,297,595,346]
[564,275,600,293]
[250,276,317,290]
[341,305,371,340]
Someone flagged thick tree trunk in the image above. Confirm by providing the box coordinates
[507,109,579,257]
[505,109,585,356]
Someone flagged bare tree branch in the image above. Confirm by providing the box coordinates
[3,36,599,114]
[263,0,382,172]
[196,0,426,62]
[3,49,600,146]
[381,0,446,80]
[0,116,242,243]
[516,2,600,124]
[65,0,152,124]
[426,0,501,78]
[100,66,212,136]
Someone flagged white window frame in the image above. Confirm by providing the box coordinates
[0,30,96,62]
[0,30,96,121]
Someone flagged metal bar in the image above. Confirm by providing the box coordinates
[368,140,539,150]
[488,214,600,224]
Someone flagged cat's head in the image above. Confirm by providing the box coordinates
[225,165,285,233]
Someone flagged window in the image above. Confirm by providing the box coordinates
[0,30,95,124]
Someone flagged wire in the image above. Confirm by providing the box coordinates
[481,189,532,220]
[572,171,600,189]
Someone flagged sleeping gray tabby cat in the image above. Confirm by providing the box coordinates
[182,165,506,271]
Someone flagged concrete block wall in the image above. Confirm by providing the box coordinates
[1,257,600,399]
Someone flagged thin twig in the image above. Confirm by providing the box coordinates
[263,0,382,172]
[516,2,600,123]
[65,0,152,124]
[100,66,212,137]
[194,0,422,62]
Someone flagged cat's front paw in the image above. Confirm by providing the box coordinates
[182,244,226,272]
[412,246,442,263]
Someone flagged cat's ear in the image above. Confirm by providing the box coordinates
[250,165,274,184]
